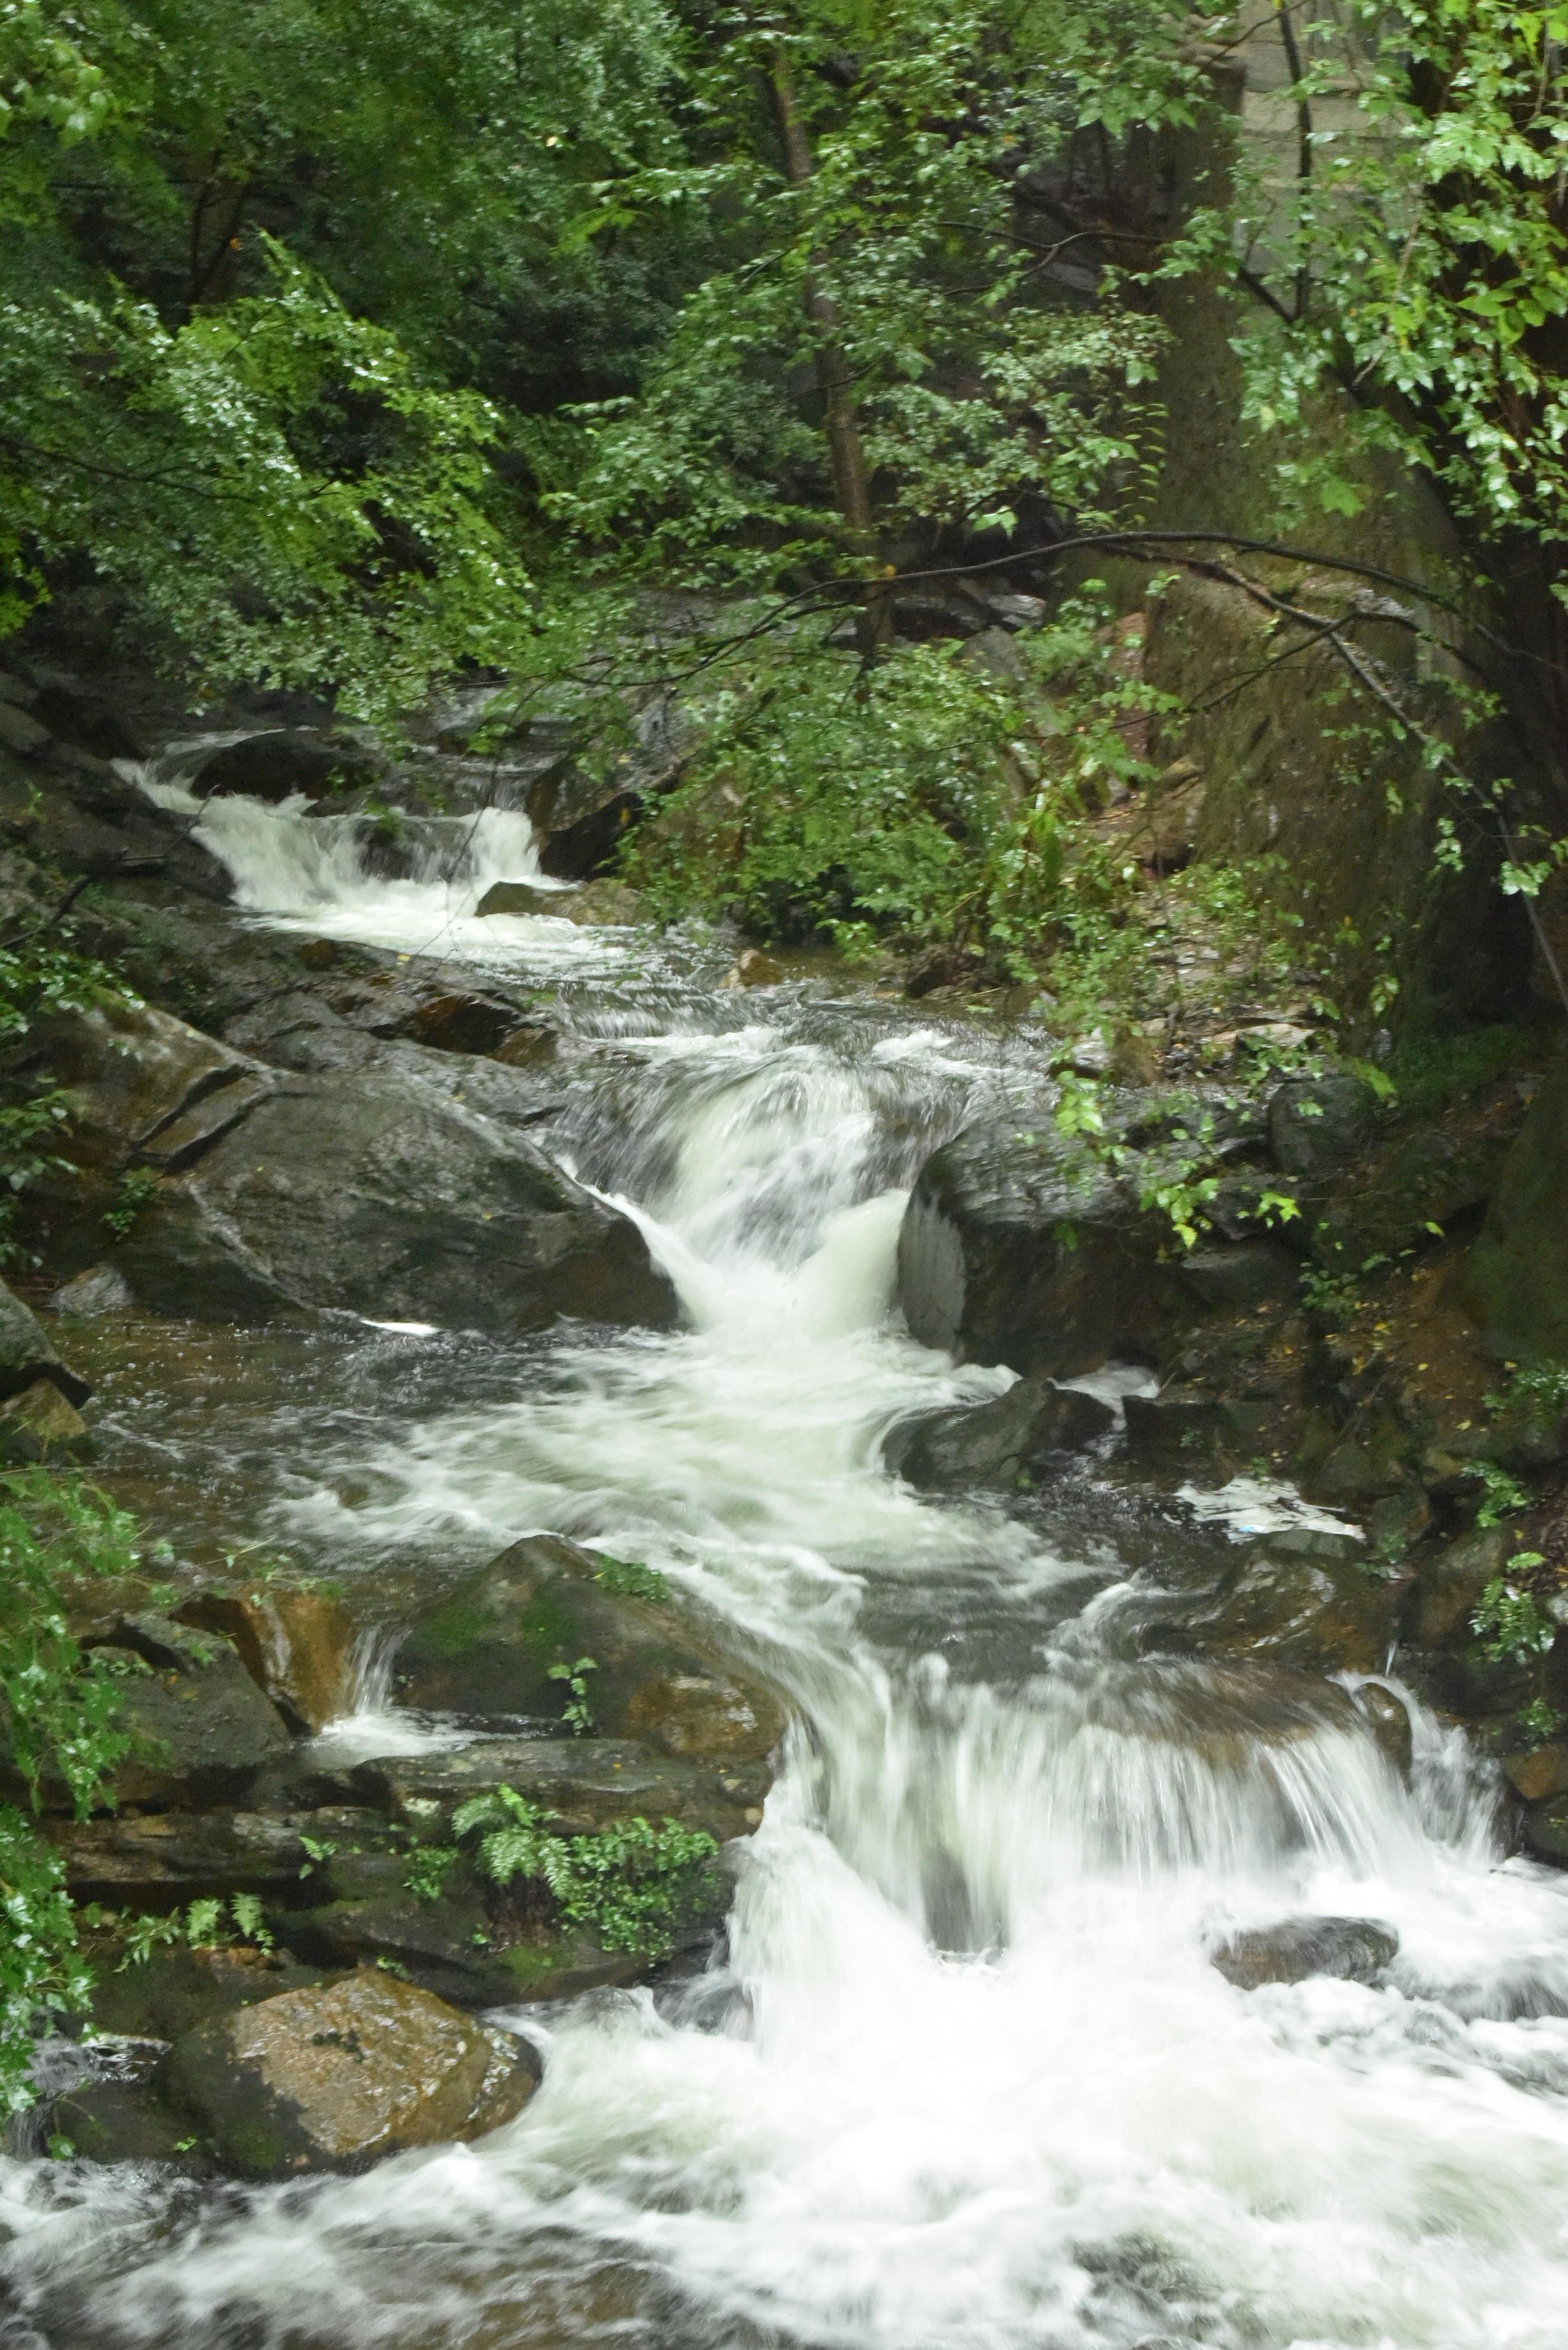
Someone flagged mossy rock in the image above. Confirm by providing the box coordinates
[393,1535,785,1765]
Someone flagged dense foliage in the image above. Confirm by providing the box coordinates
[3,0,1565,932]
[0,1473,141,2111]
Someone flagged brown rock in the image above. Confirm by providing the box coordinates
[177,1585,357,1732]
[0,1378,91,1464]
[158,1967,540,2176]
[1502,1745,1568,1804]
[725,948,782,990]
[1210,1916,1397,1990]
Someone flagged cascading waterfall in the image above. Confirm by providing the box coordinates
[8,784,1568,2350]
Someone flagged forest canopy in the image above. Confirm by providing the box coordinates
[3,0,1563,703]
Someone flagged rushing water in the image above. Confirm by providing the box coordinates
[6,782,1568,2350]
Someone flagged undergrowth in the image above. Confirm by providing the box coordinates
[0,1472,146,2112]
[453,1784,719,1963]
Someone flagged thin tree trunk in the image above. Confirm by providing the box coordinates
[769,56,893,655]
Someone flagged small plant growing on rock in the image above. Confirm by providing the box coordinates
[453,1784,720,1963]
[592,1556,670,1603]
[548,1655,597,1736]
[1472,1463,1532,1529]
[1472,1572,1557,1667]
[102,1166,161,1239]
[1484,1362,1568,1420]
[403,1844,459,1905]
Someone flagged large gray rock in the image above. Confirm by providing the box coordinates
[29,994,278,1174]
[896,1117,1180,1376]
[26,994,678,1331]
[392,1536,784,1764]
[89,1615,293,1808]
[1459,1056,1568,1358]
[158,1969,539,2176]
[882,1377,1116,1490]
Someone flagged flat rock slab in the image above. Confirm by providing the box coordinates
[353,1737,767,1844]
[159,1966,539,2175]
[50,1805,383,1905]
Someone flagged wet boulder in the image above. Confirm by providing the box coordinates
[1210,1915,1398,1990]
[187,728,382,804]
[49,1805,381,1907]
[87,1614,293,1808]
[176,1584,357,1733]
[88,1943,335,2045]
[882,1377,1116,1490]
[113,1065,677,1334]
[392,1536,784,1765]
[288,1845,646,2008]
[158,1968,539,2176]
[897,1089,1281,1379]
[0,1377,92,1464]
[25,996,278,1176]
[476,879,571,918]
[1151,1529,1398,1676]
[896,1117,1177,1376]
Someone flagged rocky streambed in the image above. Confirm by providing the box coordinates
[1,690,1568,2347]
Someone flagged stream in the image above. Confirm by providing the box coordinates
[4,782,1568,2349]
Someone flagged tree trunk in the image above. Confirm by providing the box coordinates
[768,57,893,656]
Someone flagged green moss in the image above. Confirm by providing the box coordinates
[1386,1025,1535,1118]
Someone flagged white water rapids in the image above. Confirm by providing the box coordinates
[6,782,1568,2349]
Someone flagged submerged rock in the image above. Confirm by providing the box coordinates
[158,1967,539,2176]
[392,1535,784,1764]
[1210,1915,1398,1990]
[882,1377,1116,1490]
[476,879,569,918]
